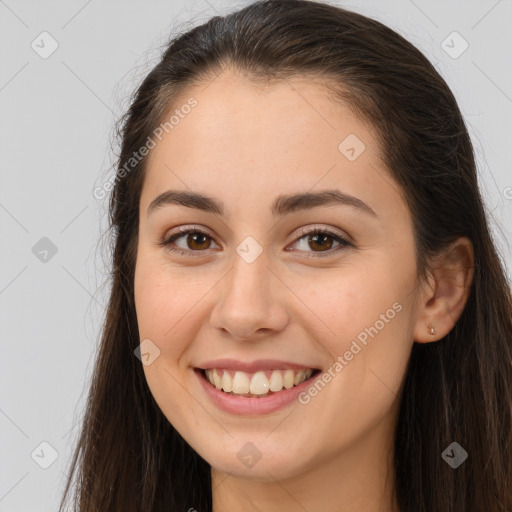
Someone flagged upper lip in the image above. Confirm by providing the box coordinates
[196,359,320,373]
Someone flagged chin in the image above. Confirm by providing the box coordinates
[205,443,309,482]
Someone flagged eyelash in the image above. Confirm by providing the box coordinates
[158,225,352,258]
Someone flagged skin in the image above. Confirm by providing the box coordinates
[134,67,474,512]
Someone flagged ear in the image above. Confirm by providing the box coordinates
[413,237,474,343]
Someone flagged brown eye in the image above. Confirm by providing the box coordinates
[185,232,211,250]
[308,232,335,251]
[290,227,352,257]
[160,227,218,256]
[159,226,352,258]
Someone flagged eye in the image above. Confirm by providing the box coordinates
[158,225,352,258]
[158,226,218,257]
[287,226,352,258]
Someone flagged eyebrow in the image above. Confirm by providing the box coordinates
[147,188,377,218]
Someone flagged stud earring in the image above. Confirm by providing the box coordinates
[427,323,436,336]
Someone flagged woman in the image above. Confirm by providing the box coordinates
[59,1,512,510]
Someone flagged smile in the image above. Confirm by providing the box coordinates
[203,368,318,396]
[194,366,323,415]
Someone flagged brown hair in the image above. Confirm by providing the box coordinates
[59,1,512,510]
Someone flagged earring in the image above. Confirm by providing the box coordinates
[427,323,436,336]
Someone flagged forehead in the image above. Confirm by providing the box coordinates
[144,69,381,185]
[137,67,410,232]
[165,68,369,143]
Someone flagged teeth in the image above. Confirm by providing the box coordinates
[221,369,232,392]
[249,371,270,395]
[269,370,283,392]
[232,371,250,394]
[294,369,306,386]
[283,369,295,389]
[212,369,222,390]
[205,368,315,396]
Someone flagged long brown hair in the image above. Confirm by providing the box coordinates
[59,1,512,510]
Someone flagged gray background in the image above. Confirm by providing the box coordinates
[1,0,511,510]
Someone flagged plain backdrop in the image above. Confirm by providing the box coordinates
[1,0,511,510]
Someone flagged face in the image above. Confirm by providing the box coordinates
[134,68,421,481]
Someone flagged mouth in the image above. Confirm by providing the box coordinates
[194,367,322,398]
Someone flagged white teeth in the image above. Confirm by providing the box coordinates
[269,370,283,392]
[283,369,295,389]
[232,371,250,394]
[204,367,315,396]
[294,369,306,386]
[249,371,270,395]
[221,369,233,392]
[213,369,222,390]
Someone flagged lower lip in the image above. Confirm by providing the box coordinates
[194,368,321,415]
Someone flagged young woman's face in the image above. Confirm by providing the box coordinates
[134,68,422,482]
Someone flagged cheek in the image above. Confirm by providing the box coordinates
[295,272,411,433]
[135,255,196,339]
[295,259,413,398]
[134,255,223,370]
[134,259,203,429]
[297,263,403,344]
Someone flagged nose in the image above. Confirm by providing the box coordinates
[209,251,290,342]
